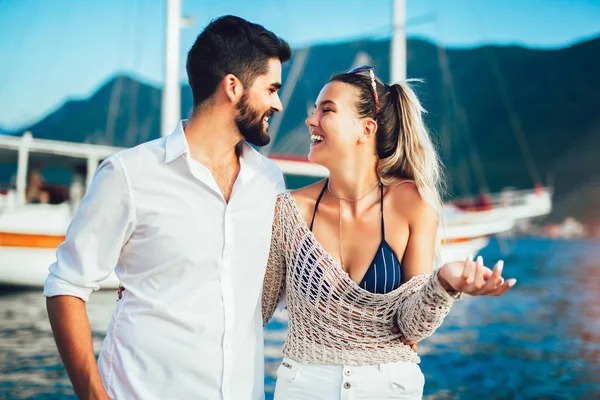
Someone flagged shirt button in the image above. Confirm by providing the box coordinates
[344,382,351,389]
[344,369,351,376]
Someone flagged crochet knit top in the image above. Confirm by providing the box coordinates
[262,192,458,365]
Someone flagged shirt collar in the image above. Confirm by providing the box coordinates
[237,141,264,185]
[164,120,265,181]
[164,120,190,163]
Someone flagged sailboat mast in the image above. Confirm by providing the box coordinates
[390,0,406,84]
[161,0,181,137]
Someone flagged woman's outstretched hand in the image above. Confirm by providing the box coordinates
[439,255,516,296]
[391,256,514,351]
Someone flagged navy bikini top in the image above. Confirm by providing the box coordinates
[309,179,402,294]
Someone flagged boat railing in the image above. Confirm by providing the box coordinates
[453,186,551,211]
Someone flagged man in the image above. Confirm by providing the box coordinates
[44,15,291,399]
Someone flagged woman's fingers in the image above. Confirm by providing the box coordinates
[476,256,487,288]
[462,255,476,285]
[492,260,504,284]
[471,260,504,295]
[482,278,516,296]
[455,257,514,296]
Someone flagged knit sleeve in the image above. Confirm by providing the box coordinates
[262,193,287,326]
[395,269,457,342]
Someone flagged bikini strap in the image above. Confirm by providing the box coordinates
[309,179,329,232]
[380,183,385,239]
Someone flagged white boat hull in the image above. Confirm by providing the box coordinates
[0,246,120,289]
[0,178,543,289]
[441,237,490,264]
[0,237,491,289]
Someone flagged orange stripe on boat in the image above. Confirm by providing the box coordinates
[441,236,487,245]
[0,232,484,248]
[0,232,65,248]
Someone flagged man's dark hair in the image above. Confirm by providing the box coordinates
[186,15,291,110]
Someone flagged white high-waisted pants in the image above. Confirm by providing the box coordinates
[273,356,425,400]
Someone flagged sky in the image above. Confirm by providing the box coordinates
[0,0,599,131]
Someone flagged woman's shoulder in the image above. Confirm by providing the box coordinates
[385,179,438,224]
[288,179,328,222]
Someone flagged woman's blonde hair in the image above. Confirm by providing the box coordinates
[329,73,446,263]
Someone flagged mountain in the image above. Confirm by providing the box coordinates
[9,76,163,148]
[7,36,600,225]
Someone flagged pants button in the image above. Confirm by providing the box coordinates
[344,382,352,389]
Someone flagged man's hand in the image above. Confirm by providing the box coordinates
[391,325,418,353]
[117,285,125,300]
[400,336,418,352]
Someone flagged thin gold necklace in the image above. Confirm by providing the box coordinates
[327,179,380,268]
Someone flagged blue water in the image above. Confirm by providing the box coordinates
[1,237,599,399]
[263,237,600,399]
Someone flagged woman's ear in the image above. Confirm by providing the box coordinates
[358,119,378,144]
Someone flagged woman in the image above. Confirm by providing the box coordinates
[262,66,515,399]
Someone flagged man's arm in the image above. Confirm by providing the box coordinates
[44,156,136,399]
[47,296,110,399]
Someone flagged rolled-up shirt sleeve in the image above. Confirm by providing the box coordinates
[43,155,136,302]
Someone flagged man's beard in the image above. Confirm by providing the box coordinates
[235,93,273,147]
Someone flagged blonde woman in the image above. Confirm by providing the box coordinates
[262,66,515,399]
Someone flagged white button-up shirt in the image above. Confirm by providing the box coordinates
[44,121,285,399]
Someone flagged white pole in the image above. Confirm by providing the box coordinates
[86,156,99,190]
[161,0,181,137]
[261,47,310,156]
[16,131,32,205]
[391,0,406,84]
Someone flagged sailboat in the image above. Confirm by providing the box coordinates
[0,0,329,288]
[0,133,123,288]
[0,0,551,288]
